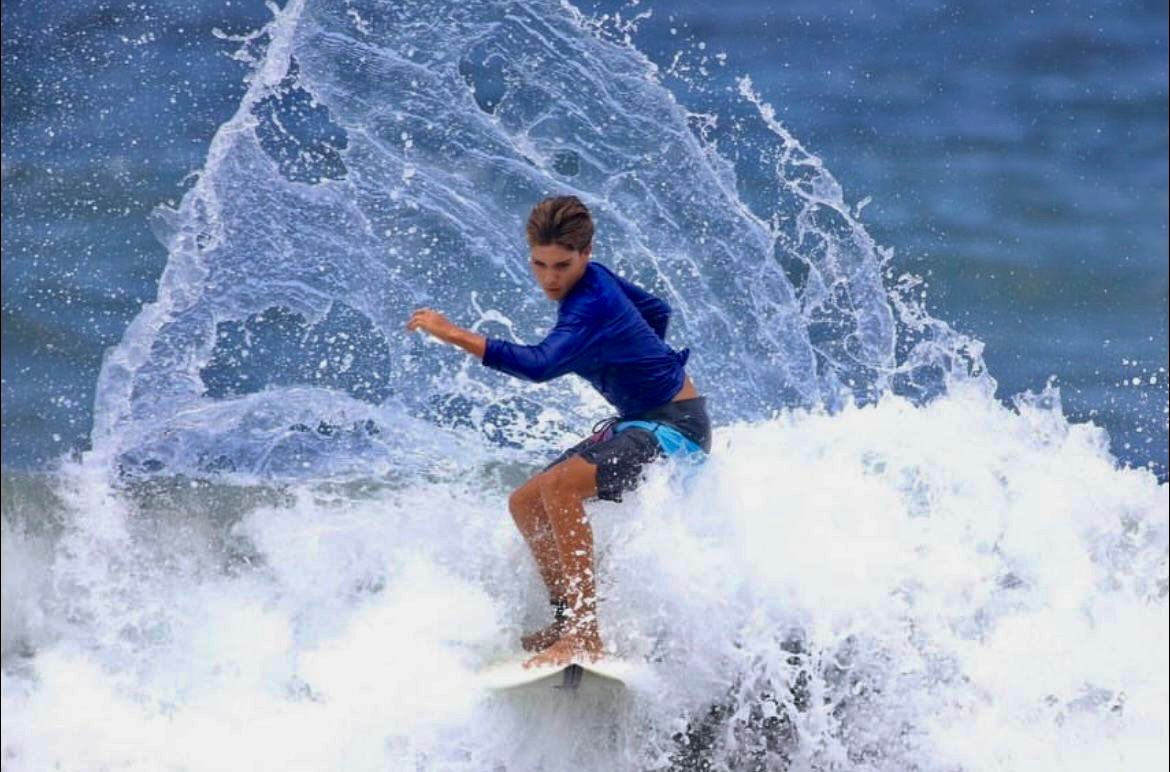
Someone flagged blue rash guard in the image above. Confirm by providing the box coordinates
[481,262,689,418]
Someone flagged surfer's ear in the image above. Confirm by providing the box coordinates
[580,243,592,261]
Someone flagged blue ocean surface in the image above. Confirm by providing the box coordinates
[1,2,1167,770]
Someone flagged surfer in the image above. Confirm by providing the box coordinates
[406,195,711,668]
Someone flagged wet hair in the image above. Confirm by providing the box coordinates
[525,195,594,252]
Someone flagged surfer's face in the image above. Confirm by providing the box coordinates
[530,243,591,301]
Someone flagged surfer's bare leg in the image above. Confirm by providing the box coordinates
[510,477,580,651]
[525,455,604,667]
[508,479,568,599]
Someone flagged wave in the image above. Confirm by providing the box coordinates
[4,386,1167,769]
[89,0,984,479]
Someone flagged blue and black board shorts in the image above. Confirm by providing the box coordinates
[543,397,712,502]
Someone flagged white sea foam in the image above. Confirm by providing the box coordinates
[3,386,1165,770]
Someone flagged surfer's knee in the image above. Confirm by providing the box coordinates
[508,479,542,522]
[507,486,524,516]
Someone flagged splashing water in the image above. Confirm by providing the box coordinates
[88,0,984,480]
[2,1,1165,770]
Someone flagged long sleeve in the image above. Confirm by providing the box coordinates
[611,272,671,340]
[482,305,598,383]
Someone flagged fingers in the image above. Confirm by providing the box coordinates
[406,307,435,333]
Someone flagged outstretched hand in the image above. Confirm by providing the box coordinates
[405,308,488,359]
[406,308,457,340]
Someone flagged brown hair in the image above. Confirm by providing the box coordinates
[525,195,594,252]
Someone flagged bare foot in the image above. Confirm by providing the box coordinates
[522,629,604,669]
[521,618,569,652]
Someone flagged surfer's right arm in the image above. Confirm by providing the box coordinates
[480,304,598,383]
[406,308,487,358]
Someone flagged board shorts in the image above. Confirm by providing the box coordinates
[543,397,712,502]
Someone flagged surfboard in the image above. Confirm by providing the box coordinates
[479,654,641,691]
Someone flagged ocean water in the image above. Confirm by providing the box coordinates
[2,1,1167,770]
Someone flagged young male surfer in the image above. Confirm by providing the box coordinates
[406,195,711,668]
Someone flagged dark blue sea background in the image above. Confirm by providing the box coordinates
[3,0,1167,476]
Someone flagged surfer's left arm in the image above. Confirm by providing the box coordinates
[406,308,486,358]
[612,273,671,340]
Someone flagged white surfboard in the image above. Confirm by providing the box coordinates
[479,654,641,691]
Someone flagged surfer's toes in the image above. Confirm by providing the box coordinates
[520,621,566,652]
[523,632,604,669]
